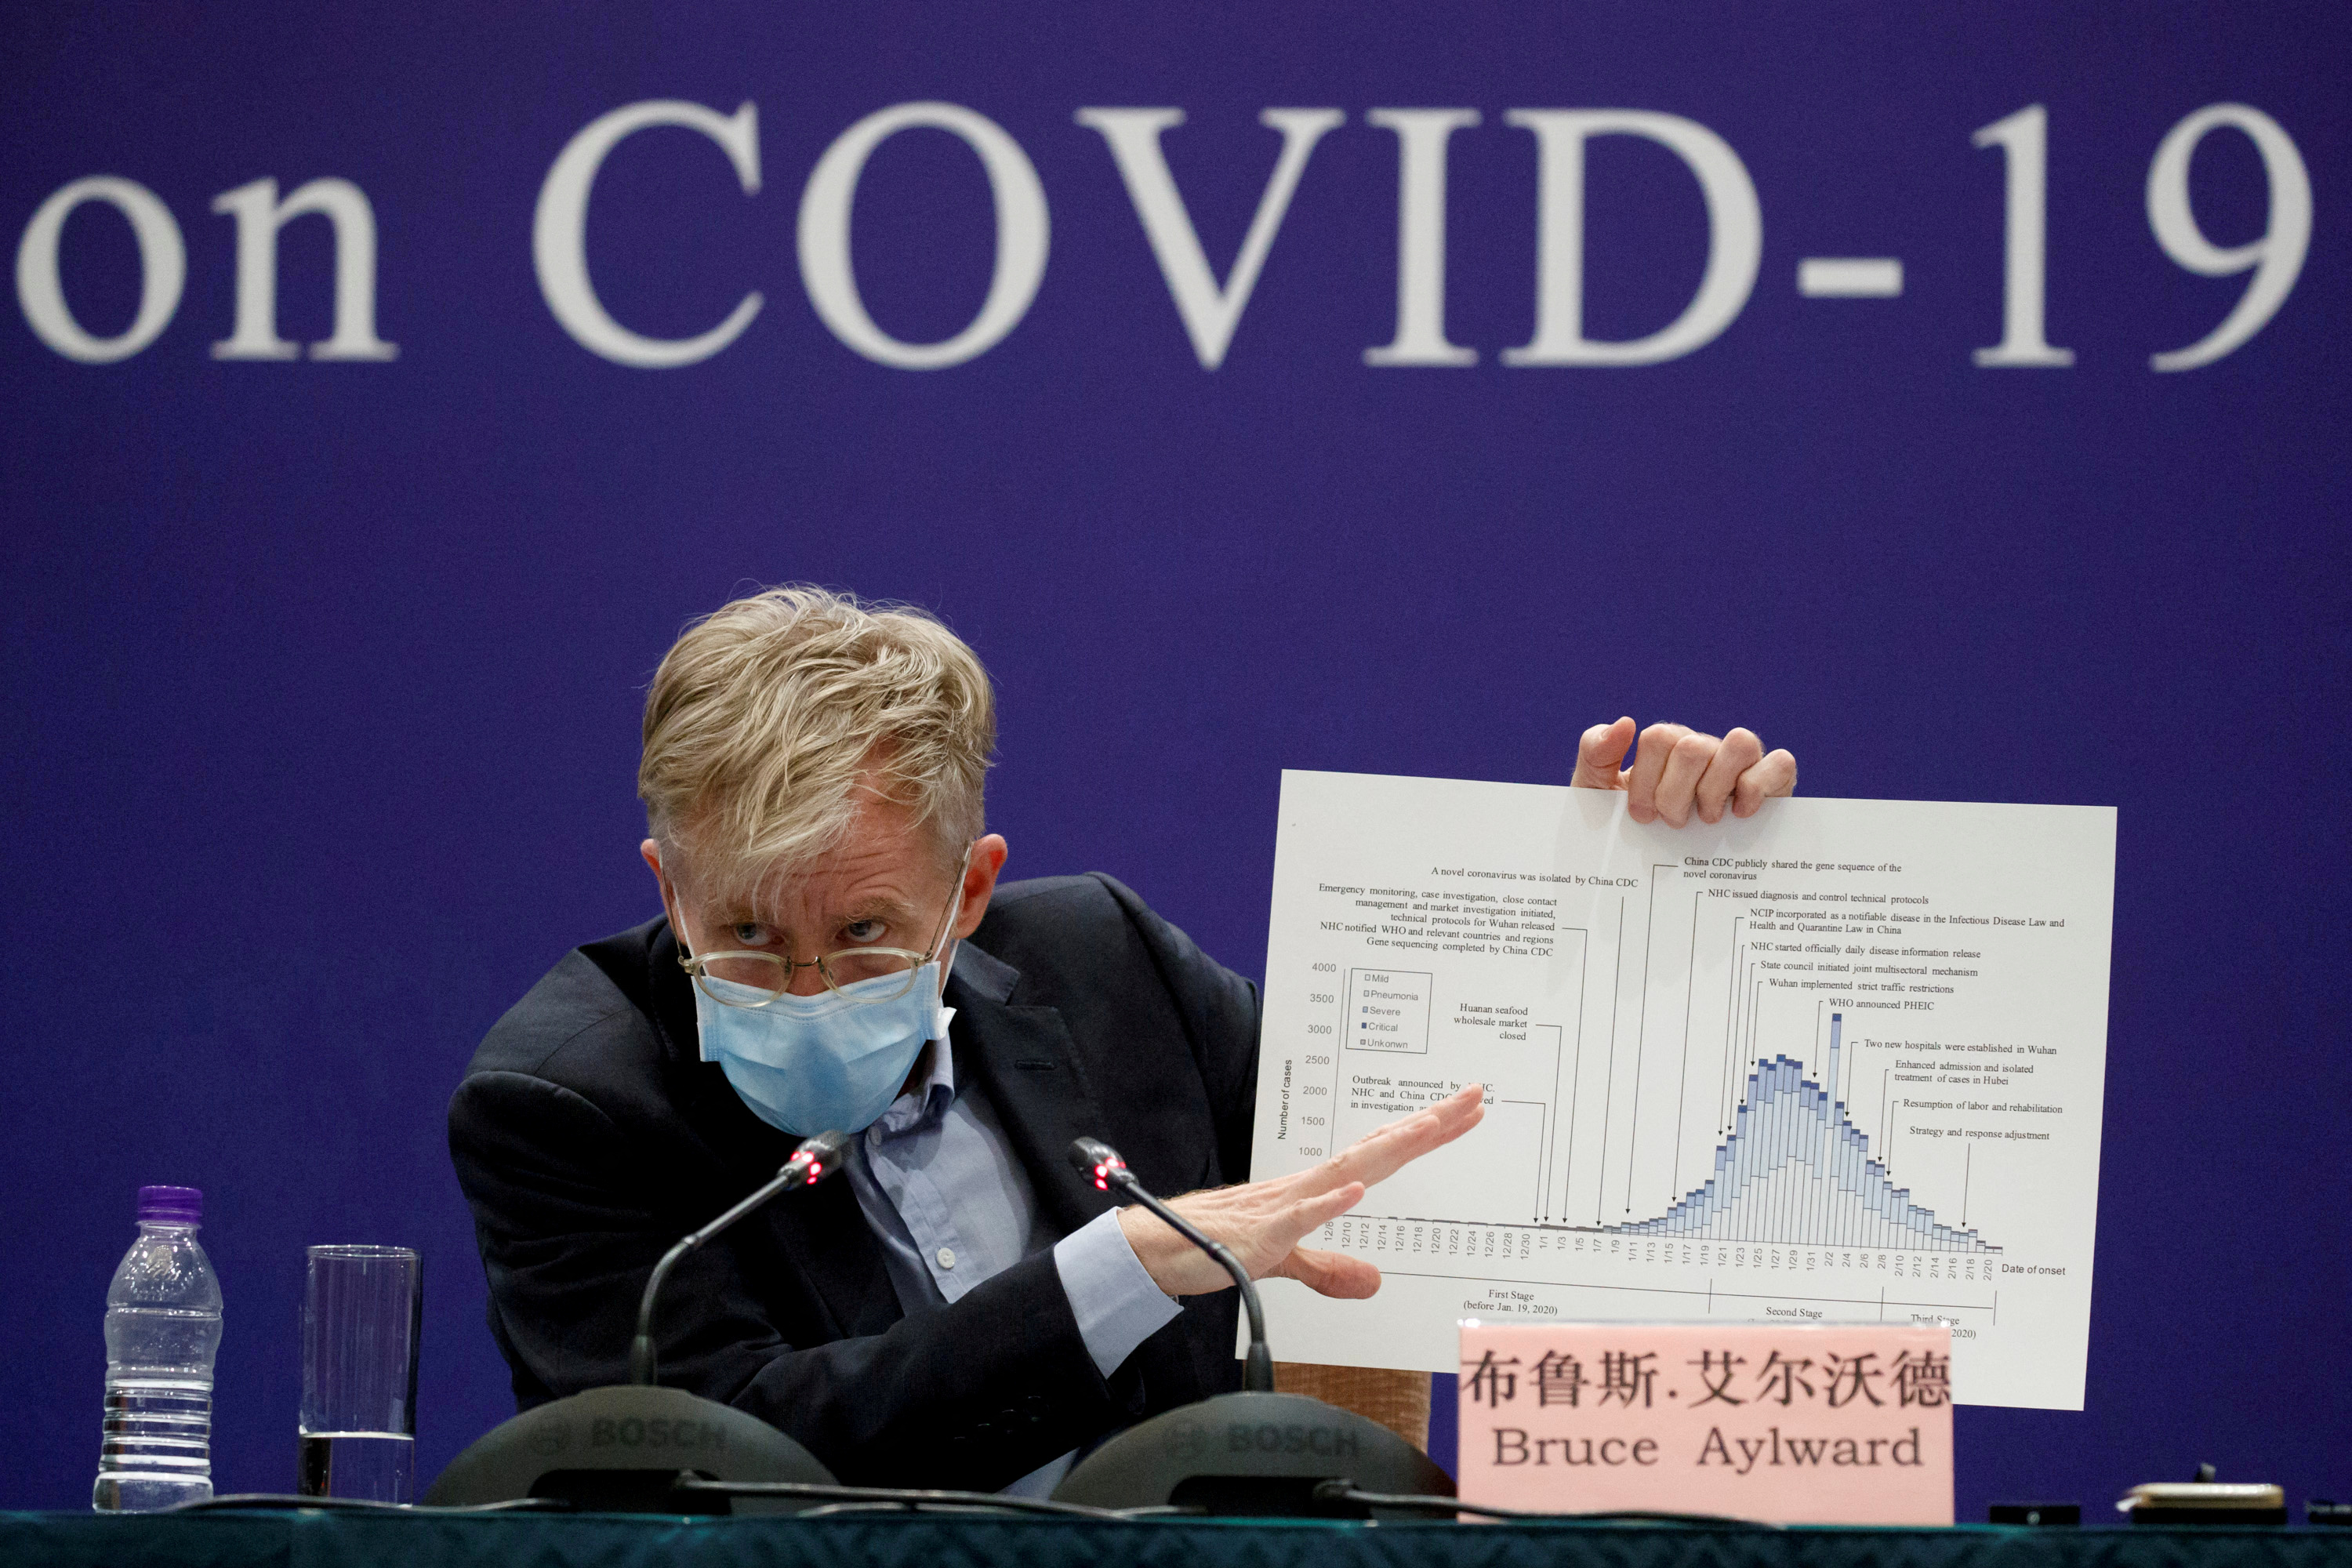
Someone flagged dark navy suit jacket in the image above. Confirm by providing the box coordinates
[447,874,1260,1489]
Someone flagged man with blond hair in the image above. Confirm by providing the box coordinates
[450,586,1796,1492]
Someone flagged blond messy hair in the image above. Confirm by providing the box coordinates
[639,586,994,897]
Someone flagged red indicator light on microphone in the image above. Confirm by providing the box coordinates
[806,1162,822,1178]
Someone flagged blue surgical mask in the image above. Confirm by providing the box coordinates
[691,956,957,1138]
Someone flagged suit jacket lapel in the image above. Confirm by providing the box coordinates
[950,942,1120,1240]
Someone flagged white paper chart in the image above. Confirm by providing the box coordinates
[1248,771,2115,1410]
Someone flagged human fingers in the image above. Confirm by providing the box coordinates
[1693,728,1765,825]
[1571,718,1636,790]
[1650,730,1719,829]
[1239,1184,1367,1277]
[1127,1178,1363,1294]
[1273,1244,1383,1300]
[1345,1085,1484,1179]
[1731,748,1798,818]
[1291,1085,1484,1197]
[1276,1094,1474,1203]
[1623,722,1692,824]
[1287,1182,1366,1237]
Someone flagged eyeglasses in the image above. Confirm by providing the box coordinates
[676,844,972,1009]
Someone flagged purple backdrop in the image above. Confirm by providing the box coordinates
[3,0,2346,1517]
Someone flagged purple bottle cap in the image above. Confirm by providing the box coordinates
[138,1185,201,1225]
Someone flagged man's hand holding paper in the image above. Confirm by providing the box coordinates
[1571,717,1800,826]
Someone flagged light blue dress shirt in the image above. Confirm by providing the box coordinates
[841,1016,1181,1496]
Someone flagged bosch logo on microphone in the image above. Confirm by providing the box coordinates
[1227,1423,1361,1458]
[588,1417,727,1452]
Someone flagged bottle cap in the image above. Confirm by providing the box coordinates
[138,1185,202,1225]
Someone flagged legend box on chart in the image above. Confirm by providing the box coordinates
[1345,967,1431,1053]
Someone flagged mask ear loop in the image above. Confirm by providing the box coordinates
[655,862,726,1062]
[666,877,739,1068]
[668,888,724,1063]
[928,842,976,958]
[655,848,702,967]
[926,840,978,1018]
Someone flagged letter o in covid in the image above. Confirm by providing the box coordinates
[16,176,186,362]
[797,101,1049,369]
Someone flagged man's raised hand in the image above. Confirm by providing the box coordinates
[1116,1085,1485,1299]
[1572,717,1798,827]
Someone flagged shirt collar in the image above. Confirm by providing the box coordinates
[866,1025,958,1142]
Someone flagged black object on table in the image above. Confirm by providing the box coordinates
[1054,1138,1452,1517]
[423,1133,848,1513]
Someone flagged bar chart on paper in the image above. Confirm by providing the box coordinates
[1247,771,2114,1410]
[1609,1014,1994,1254]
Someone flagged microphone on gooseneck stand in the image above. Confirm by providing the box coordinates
[423,1131,851,1515]
[1072,1137,1273,1392]
[630,1129,849,1386]
[1051,1136,1454,1519]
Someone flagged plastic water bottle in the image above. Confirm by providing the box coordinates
[93,1185,222,1511]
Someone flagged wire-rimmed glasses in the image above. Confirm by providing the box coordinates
[677,844,971,1008]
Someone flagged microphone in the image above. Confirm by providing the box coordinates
[423,1131,850,1514]
[1051,1135,1453,1518]
[1070,1137,1272,1392]
[630,1130,848,1385]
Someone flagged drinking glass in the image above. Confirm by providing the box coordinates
[298,1245,421,1503]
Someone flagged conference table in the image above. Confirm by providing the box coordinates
[8,1509,2349,1568]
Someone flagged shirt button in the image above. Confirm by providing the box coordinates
[936,1247,956,1270]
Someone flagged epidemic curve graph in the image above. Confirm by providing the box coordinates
[1253,774,2113,1407]
[1606,1014,1996,1252]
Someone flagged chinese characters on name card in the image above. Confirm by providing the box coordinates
[1457,1322,1955,1523]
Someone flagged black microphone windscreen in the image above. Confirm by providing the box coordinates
[1068,1136,1120,1174]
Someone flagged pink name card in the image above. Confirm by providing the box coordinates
[1456,1322,1954,1525]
